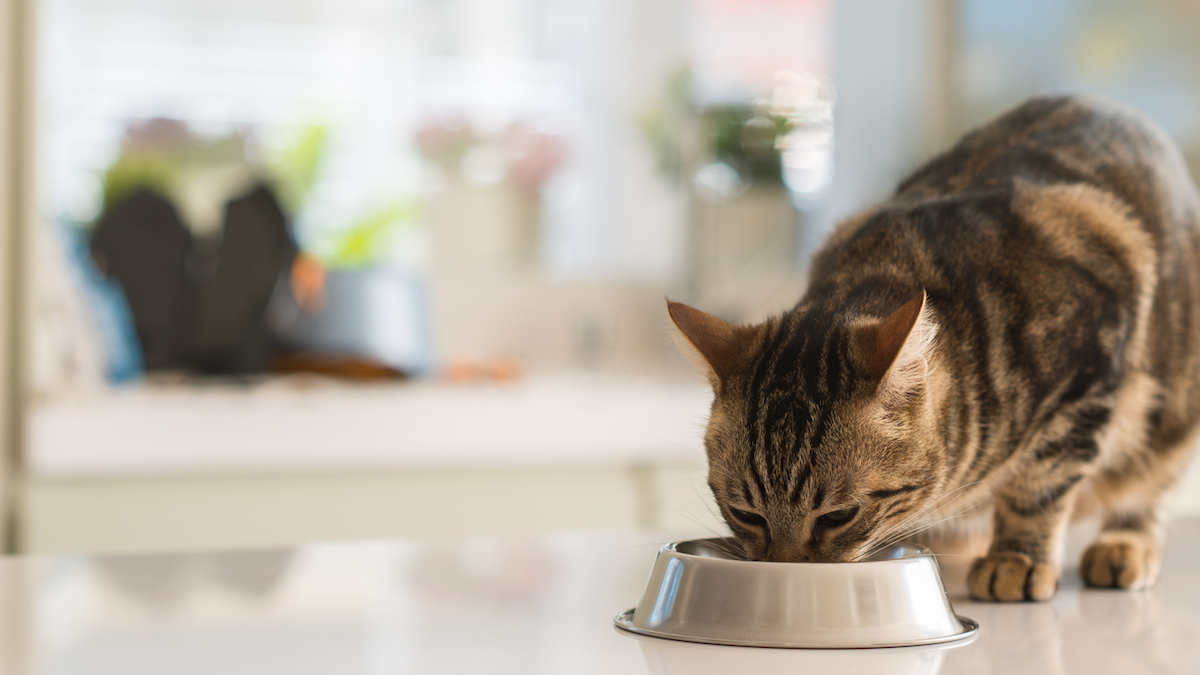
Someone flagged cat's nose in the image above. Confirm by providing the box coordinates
[766,542,814,563]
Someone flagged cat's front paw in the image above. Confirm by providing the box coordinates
[968,551,1059,601]
[1081,532,1161,590]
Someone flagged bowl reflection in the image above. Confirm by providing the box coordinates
[622,627,971,675]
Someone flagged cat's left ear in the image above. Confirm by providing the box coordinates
[667,300,761,390]
[853,290,938,398]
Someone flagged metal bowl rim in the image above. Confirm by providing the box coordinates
[664,537,934,568]
[613,608,979,650]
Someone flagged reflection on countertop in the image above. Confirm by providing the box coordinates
[625,631,963,675]
[2,522,1200,674]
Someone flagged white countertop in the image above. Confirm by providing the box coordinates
[25,373,712,477]
[6,520,1200,674]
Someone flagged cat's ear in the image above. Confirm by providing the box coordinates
[854,290,937,398]
[667,300,759,388]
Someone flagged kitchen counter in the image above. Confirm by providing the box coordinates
[19,374,721,554]
[4,520,1200,673]
[27,374,711,477]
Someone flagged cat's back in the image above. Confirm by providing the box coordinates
[812,96,1200,290]
[806,96,1200,422]
[895,95,1199,239]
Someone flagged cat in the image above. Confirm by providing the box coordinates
[669,96,1200,601]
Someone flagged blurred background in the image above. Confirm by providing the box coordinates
[1,0,1200,554]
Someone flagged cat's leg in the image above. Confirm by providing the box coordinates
[1078,409,1198,590]
[1080,508,1164,590]
[967,475,1080,601]
[967,407,1106,602]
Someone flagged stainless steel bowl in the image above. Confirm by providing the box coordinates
[614,538,978,649]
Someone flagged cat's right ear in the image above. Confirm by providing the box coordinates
[852,290,937,402]
[667,300,759,389]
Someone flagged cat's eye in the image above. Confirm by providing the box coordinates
[815,507,859,529]
[729,507,768,529]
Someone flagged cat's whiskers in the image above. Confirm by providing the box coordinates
[857,496,980,560]
[857,481,982,553]
[662,439,707,460]
[887,506,977,545]
[854,501,981,562]
[661,482,733,548]
[852,482,984,561]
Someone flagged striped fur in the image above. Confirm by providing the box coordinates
[670,96,1200,601]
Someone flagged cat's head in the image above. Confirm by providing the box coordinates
[669,291,946,562]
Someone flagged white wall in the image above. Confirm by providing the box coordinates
[805,0,940,268]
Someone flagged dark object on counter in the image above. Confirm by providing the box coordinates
[90,189,193,369]
[89,182,427,379]
[269,352,408,381]
[189,184,297,374]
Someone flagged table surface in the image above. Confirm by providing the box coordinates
[3,521,1200,674]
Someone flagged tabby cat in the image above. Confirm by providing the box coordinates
[669,96,1200,601]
